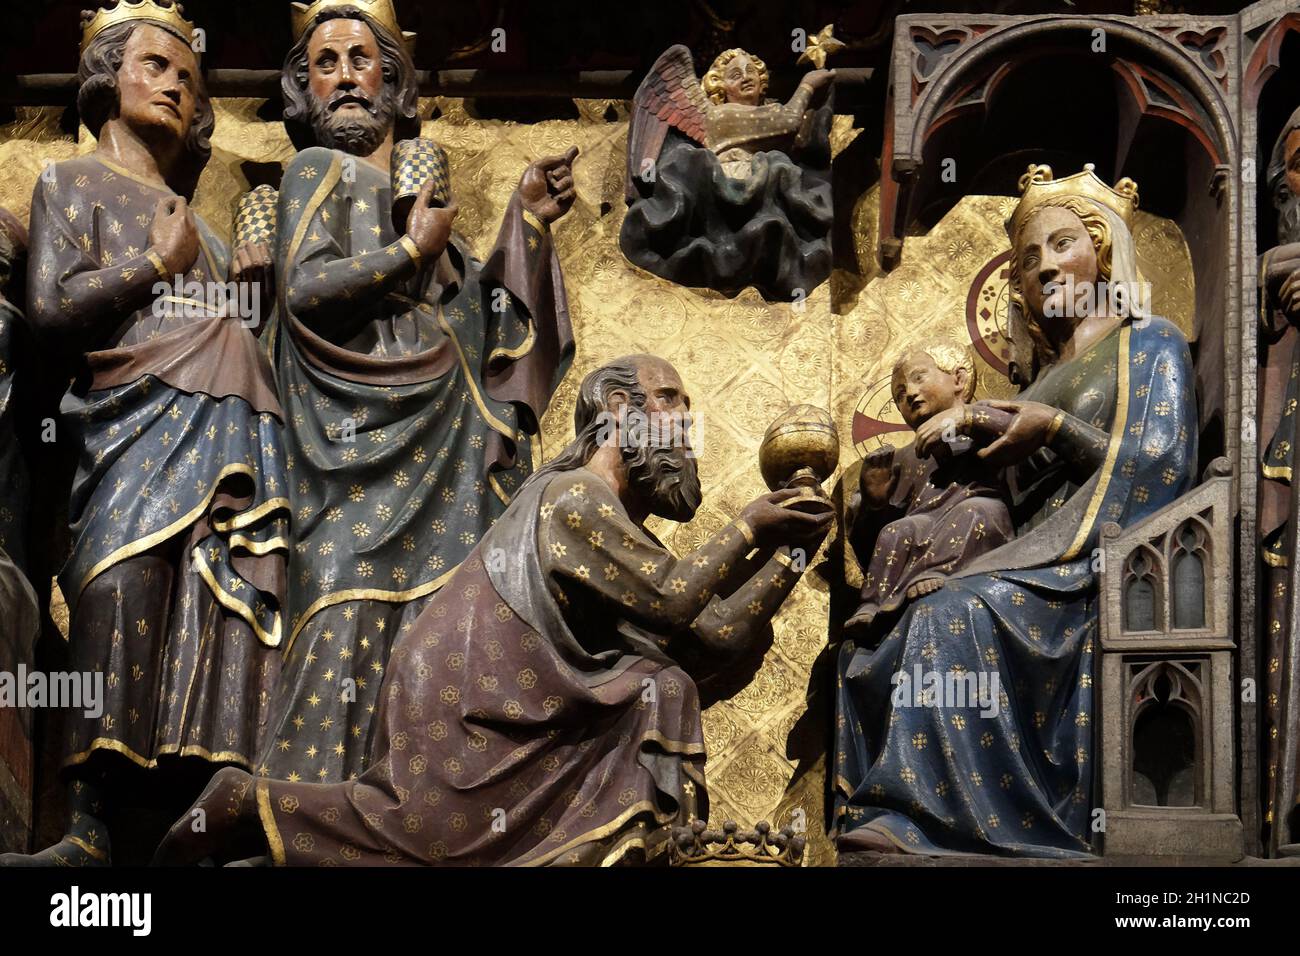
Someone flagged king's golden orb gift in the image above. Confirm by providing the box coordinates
[759,405,839,515]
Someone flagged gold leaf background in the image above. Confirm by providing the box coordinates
[0,100,1193,867]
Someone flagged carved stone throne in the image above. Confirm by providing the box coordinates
[877,8,1251,860]
[1096,457,1244,859]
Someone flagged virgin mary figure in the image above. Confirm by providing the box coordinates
[833,165,1199,857]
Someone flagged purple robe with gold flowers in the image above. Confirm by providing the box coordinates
[849,443,1014,629]
[163,465,803,866]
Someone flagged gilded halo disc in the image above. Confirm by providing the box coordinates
[851,375,909,459]
[965,250,1013,379]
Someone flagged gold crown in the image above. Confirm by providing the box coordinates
[290,0,416,54]
[1008,163,1139,237]
[81,0,197,55]
[669,820,806,868]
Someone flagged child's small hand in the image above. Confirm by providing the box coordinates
[914,402,967,459]
[859,445,899,508]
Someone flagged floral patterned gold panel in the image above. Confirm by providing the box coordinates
[0,99,1193,866]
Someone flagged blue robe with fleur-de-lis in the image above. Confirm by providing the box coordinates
[834,316,1197,856]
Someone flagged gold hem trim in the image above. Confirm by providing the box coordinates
[1045,411,1065,444]
[154,295,222,315]
[61,736,253,771]
[92,155,173,193]
[640,729,707,755]
[1062,326,1131,561]
[487,472,512,507]
[212,496,291,533]
[854,820,917,854]
[599,828,672,867]
[283,153,344,284]
[171,610,215,760]
[155,743,253,765]
[1263,463,1293,481]
[398,235,422,270]
[227,533,289,556]
[521,209,548,235]
[147,250,170,283]
[520,799,667,867]
[257,780,287,866]
[63,737,153,770]
[192,547,282,648]
[436,306,520,444]
[1264,549,1289,568]
[487,316,537,365]
[599,833,648,867]
[833,772,856,800]
[76,462,255,598]
[65,835,109,862]
[523,736,704,865]
[285,562,461,652]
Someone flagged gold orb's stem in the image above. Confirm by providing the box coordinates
[785,466,821,489]
[780,468,834,515]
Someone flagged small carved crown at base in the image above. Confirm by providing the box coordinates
[1008,163,1140,237]
[669,819,806,867]
[81,0,197,55]
[289,0,417,54]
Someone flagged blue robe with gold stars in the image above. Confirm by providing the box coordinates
[261,146,573,783]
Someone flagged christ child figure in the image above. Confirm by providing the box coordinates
[845,342,1016,635]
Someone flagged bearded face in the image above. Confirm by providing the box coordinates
[1278,186,1300,246]
[541,358,701,523]
[626,438,702,523]
[306,84,396,156]
[301,16,398,156]
[617,402,702,523]
[1271,129,1300,246]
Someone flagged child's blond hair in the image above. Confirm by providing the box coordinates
[892,340,977,403]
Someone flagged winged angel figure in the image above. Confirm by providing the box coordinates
[619,45,836,302]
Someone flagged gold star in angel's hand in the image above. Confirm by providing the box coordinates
[798,23,845,70]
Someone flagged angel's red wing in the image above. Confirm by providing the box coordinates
[626,45,709,203]
[635,45,708,143]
